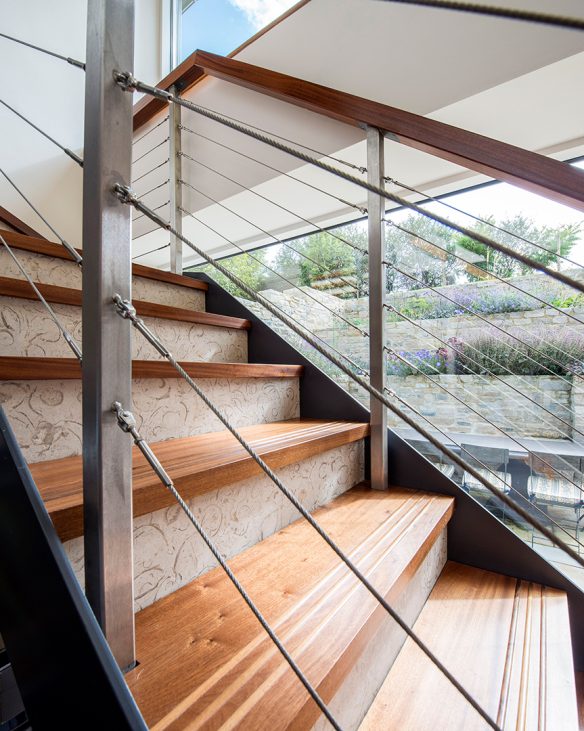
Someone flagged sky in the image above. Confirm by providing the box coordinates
[181,0,297,59]
[390,160,584,264]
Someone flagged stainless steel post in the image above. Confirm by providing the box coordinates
[367,127,388,490]
[82,0,136,670]
[169,84,183,274]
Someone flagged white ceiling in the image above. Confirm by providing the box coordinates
[130,0,584,269]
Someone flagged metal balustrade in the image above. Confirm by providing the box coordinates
[1,1,584,727]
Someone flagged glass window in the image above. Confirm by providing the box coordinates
[178,0,298,61]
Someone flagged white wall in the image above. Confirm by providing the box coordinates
[0,0,163,247]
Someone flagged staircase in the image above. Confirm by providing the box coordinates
[0,225,580,728]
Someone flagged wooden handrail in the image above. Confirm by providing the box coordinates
[133,51,584,212]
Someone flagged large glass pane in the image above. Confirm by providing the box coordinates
[180,0,298,61]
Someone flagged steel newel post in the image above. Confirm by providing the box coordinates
[82,0,136,670]
[169,84,183,274]
[367,127,389,490]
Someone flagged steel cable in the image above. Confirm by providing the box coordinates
[113,292,502,731]
[115,73,584,296]
[0,167,82,265]
[0,32,85,68]
[0,98,83,166]
[373,0,584,32]
[112,401,343,731]
[0,234,82,361]
[115,183,584,572]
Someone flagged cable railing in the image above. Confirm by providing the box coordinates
[111,291,503,730]
[179,169,364,296]
[180,123,369,220]
[117,181,584,568]
[0,233,82,361]
[385,176,584,274]
[174,170,583,457]
[120,49,584,584]
[178,200,368,337]
[383,347,584,511]
[123,74,584,296]
[2,8,584,727]
[0,167,82,265]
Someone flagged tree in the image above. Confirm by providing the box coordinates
[384,214,461,292]
[273,224,369,297]
[455,215,581,279]
[191,249,268,298]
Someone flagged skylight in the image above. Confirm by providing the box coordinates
[180,0,298,61]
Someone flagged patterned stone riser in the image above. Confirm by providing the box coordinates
[1,376,300,462]
[0,247,206,311]
[0,297,246,362]
[64,440,365,611]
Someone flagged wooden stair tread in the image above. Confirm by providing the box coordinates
[359,561,578,731]
[125,485,454,729]
[0,356,300,380]
[576,672,584,730]
[0,229,207,291]
[0,275,248,328]
[31,419,369,541]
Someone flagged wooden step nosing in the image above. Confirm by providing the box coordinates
[0,356,302,381]
[0,231,208,291]
[35,421,369,541]
[133,490,453,729]
[156,495,432,728]
[0,277,244,328]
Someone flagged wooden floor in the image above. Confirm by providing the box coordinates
[125,485,454,730]
[31,419,369,541]
[359,561,578,731]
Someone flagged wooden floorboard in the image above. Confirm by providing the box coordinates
[125,485,454,730]
[31,419,368,541]
[0,356,300,381]
[0,229,207,290]
[359,561,578,731]
[0,276,248,328]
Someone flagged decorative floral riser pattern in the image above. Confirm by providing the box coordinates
[65,441,365,611]
[0,247,206,310]
[0,377,300,462]
[0,297,246,361]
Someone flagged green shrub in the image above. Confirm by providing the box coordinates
[453,333,584,376]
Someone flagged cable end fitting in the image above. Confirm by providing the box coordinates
[113,70,138,91]
[113,293,136,319]
[112,401,137,433]
[114,183,135,205]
